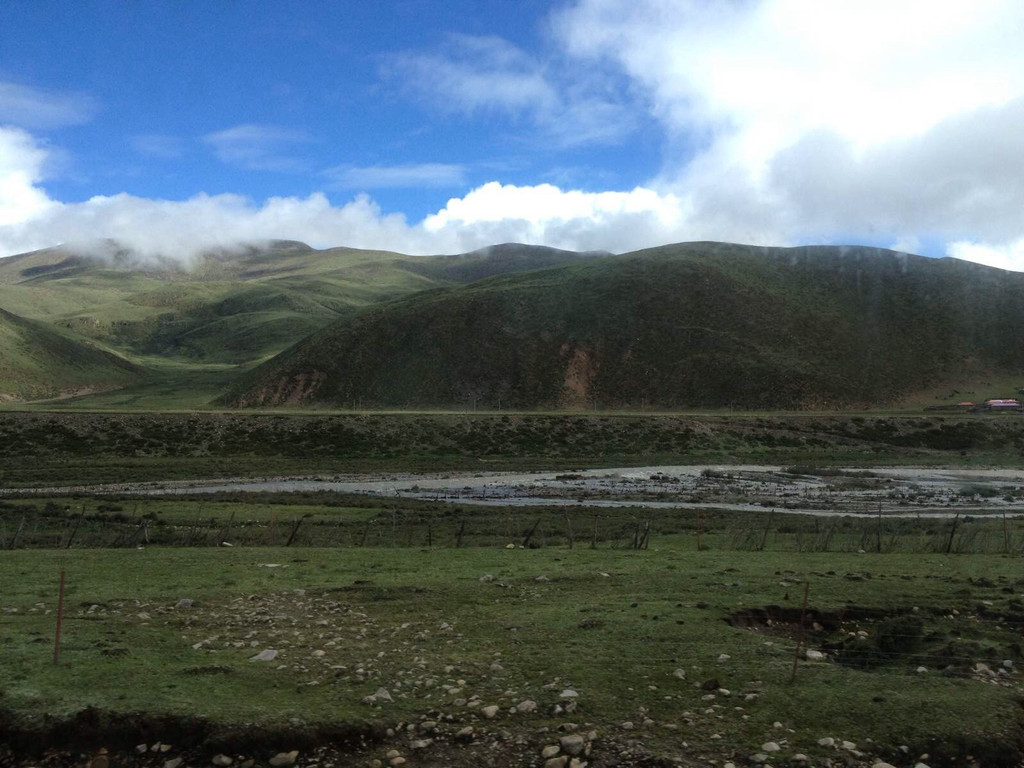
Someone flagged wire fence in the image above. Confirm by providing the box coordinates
[2,498,1024,555]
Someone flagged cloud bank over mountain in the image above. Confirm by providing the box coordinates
[2,1,1024,268]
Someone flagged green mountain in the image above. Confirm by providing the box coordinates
[222,242,1024,410]
[0,308,141,402]
[0,240,598,407]
[0,240,598,367]
[0,240,429,365]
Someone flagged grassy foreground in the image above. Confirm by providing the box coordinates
[1,544,1021,766]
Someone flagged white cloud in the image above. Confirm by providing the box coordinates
[5,1,1024,271]
[202,124,310,172]
[388,35,558,117]
[0,127,56,227]
[0,127,692,260]
[324,163,467,189]
[947,238,1024,272]
[0,81,97,128]
[386,34,636,147]
[554,0,1024,254]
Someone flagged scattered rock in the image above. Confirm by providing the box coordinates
[175,598,194,609]
[456,726,474,743]
[517,699,538,713]
[560,689,579,699]
[268,751,298,767]
[805,649,825,661]
[717,653,731,662]
[164,759,183,768]
[560,734,585,756]
[211,756,232,767]
[479,574,495,583]
[482,705,500,719]
[818,738,835,747]
[542,745,561,758]
[249,649,278,662]
[363,687,393,705]
[762,742,781,752]
[544,758,568,768]
[672,668,686,680]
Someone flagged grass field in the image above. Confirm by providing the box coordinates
[2,409,1023,766]
[1,544,1021,767]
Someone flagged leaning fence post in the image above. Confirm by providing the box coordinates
[10,515,25,550]
[945,511,960,554]
[789,581,810,683]
[285,516,304,547]
[53,569,67,666]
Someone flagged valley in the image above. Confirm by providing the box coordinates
[2,241,1024,767]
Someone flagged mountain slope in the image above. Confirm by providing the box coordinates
[222,242,1024,409]
[0,241,597,367]
[0,308,142,402]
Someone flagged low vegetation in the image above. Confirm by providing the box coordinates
[1,544,1021,767]
[2,410,1024,487]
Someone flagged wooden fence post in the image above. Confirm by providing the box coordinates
[53,569,66,666]
[789,581,810,683]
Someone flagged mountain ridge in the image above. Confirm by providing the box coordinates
[221,241,1024,410]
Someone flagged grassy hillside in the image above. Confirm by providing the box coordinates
[224,242,1024,409]
[0,241,597,408]
[0,241,435,366]
[0,308,141,401]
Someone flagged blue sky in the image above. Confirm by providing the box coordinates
[4,1,658,214]
[2,1,1024,268]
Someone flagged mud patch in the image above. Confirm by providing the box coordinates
[0,707,382,764]
[726,603,1022,672]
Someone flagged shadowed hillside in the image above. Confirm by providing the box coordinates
[0,308,142,401]
[222,242,1024,410]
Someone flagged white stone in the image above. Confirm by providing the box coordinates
[560,734,585,756]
